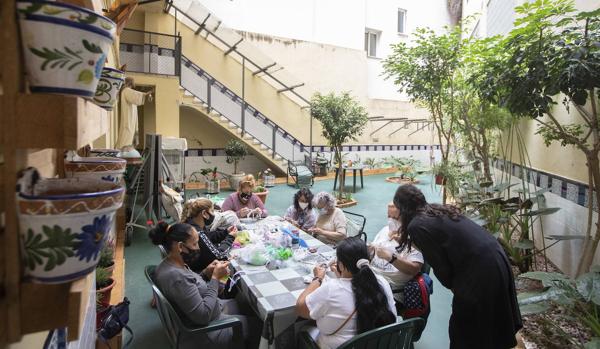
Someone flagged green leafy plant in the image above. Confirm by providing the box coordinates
[95,267,112,289]
[310,92,369,201]
[200,167,219,182]
[431,161,462,199]
[224,140,248,175]
[363,157,381,170]
[518,268,600,348]
[477,0,600,276]
[96,246,114,269]
[253,185,266,193]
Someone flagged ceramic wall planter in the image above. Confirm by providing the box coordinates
[16,0,116,97]
[89,148,120,158]
[93,67,124,110]
[65,156,126,184]
[16,168,125,284]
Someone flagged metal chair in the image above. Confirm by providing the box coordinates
[158,245,168,259]
[298,317,424,349]
[287,160,314,188]
[343,210,367,242]
[144,265,243,348]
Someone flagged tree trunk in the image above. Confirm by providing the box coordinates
[576,152,600,276]
[335,147,345,201]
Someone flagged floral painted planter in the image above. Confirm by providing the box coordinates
[65,156,127,184]
[17,168,125,284]
[93,67,124,110]
[89,148,120,158]
[16,0,116,97]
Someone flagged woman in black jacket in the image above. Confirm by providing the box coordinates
[393,185,522,349]
[180,198,237,273]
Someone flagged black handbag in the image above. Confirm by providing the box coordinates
[98,297,133,348]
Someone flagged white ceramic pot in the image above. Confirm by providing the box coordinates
[17,0,116,97]
[65,156,127,184]
[17,168,125,284]
[228,173,246,191]
[93,67,124,110]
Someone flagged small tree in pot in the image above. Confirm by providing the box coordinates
[225,139,248,190]
[311,92,368,202]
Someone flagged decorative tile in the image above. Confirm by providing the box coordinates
[255,281,289,297]
[561,181,568,198]
[540,174,549,189]
[566,183,578,202]
[551,178,562,195]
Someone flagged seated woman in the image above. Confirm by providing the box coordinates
[296,237,397,349]
[307,191,347,245]
[180,198,236,273]
[150,222,260,349]
[370,202,423,296]
[221,175,268,218]
[284,187,317,231]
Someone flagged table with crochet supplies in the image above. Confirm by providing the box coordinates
[228,216,336,349]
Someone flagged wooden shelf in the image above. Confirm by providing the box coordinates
[20,272,94,341]
[15,94,109,150]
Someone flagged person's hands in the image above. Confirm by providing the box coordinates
[203,260,219,278]
[313,265,326,280]
[239,207,250,217]
[329,260,341,277]
[212,261,230,280]
[145,92,153,102]
[227,225,238,237]
[376,247,393,262]
[308,227,322,236]
[252,208,262,217]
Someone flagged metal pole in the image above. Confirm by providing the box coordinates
[148,32,151,73]
[207,78,212,112]
[241,57,245,136]
[272,126,277,159]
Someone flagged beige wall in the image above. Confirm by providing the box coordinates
[179,106,234,148]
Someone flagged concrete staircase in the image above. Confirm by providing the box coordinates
[179,87,290,174]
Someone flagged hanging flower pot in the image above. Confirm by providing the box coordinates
[17,168,125,284]
[435,174,446,186]
[16,0,116,97]
[65,155,127,184]
[93,67,124,110]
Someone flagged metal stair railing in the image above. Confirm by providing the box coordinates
[120,28,310,165]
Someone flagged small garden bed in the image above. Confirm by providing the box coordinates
[385,176,420,185]
[336,198,357,208]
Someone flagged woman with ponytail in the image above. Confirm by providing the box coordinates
[149,222,260,349]
[393,184,522,349]
[296,237,397,349]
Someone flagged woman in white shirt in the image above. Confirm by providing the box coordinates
[307,191,347,245]
[296,237,397,349]
[370,202,423,292]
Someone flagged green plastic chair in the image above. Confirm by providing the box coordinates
[144,265,244,348]
[298,317,424,349]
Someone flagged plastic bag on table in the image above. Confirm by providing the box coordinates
[240,243,269,266]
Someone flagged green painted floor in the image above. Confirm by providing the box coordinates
[123,173,452,348]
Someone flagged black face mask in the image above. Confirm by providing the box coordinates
[181,245,201,266]
[204,212,215,226]
[240,192,252,201]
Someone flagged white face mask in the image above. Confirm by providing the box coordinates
[299,202,309,210]
[319,207,328,215]
[388,218,401,233]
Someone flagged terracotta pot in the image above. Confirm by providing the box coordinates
[435,174,446,186]
[17,0,116,97]
[97,278,116,307]
[65,156,126,184]
[17,168,124,284]
[93,67,124,110]
[254,190,269,204]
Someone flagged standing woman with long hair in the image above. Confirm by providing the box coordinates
[296,237,397,349]
[393,184,522,349]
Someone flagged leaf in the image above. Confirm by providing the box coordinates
[45,253,56,272]
[19,3,44,14]
[82,40,102,54]
[519,302,551,315]
[545,234,586,240]
[77,69,94,84]
[514,239,534,250]
[520,271,568,287]
[42,6,66,15]
[79,14,97,25]
[520,207,561,216]
[576,272,600,305]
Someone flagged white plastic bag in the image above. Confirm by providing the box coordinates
[209,210,240,232]
[240,243,269,266]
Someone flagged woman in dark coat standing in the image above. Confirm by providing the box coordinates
[393,185,522,349]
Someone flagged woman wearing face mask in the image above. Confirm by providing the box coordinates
[221,175,268,218]
[284,188,317,231]
[180,198,236,273]
[150,222,261,349]
[369,202,423,297]
[296,237,397,349]
[307,191,347,245]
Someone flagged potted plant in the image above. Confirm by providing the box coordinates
[224,140,248,190]
[96,267,115,307]
[96,293,109,330]
[432,161,462,199]
[201,167,220,194]
[310,92,368,205]
[97,246,115,278]
[253,185,269,204]
[259,168,276,187]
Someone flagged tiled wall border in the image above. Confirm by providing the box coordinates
[184,144,441,157]
[493,158,593,209]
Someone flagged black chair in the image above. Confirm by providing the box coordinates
[343,210,367,242]
[144,265,243,348]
